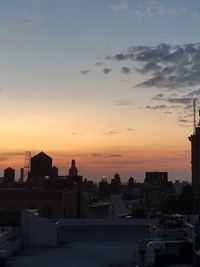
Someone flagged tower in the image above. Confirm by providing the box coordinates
[69,159,78,176]
[67,159,82,218]
[189,107,200,211]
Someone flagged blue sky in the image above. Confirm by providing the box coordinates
[0,0,200,181]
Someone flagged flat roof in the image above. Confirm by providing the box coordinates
[9,241,138,267]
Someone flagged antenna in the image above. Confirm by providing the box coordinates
[24,151,31,180]
[193,99,196,133]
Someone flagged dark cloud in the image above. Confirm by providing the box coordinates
[81,70,90,75]
[113,53,129,61]
[152,93,165,100]
[107,43,200,89]
[152,93,192,106]
[116,99,132,106]
[106,154,122,158]
[103,68,112,74]
[178,118,192,123]
[136,62,161,74]
[127,128,134,131]
[104,130,121,135]
[121,67,131,74]
[167,97,192,105]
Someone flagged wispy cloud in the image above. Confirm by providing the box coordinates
[108,3,127,11]
[152,93,192,105]
[127,128,134,132]
[16,16,47,27]
[178,118,192,123]
[81,70,90,75]
[0,151,23,162]
[92,153,122,158]
[104,130,121,135]
[134,1,186,18]
[145,105,169,110]
[116,99,132,106]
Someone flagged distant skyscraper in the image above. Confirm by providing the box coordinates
[189,115,200,211]
[67,159,82,218]
[69,159,78,176]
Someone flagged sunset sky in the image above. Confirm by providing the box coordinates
[0,0,200,181]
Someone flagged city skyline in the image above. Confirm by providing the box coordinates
[0,0,200,180]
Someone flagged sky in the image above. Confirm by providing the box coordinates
[0,0,200,182]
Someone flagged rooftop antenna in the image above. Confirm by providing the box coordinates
[193,99,197,133]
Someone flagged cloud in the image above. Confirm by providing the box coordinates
[103,68,112,74]
[136,62,161,74]
[106,154,122,158]
[92,153,103,157]
[178,118,192,123]
[152,93,165,101]
[127,128,134,131]
[116,99,132,106]
[121,67,131,74]
[108,3,127,11]
[152,94,192,105]
[104,130,121,135]
[0,151,23,162]
[187,88,200,97]
[16,16,47,27]
[92,153,122,158]
[145,105,169,110]
[167,97,192,105]
[107,43,200,89]
[81,70,90,75]
[95,62,102,66]
[134,2,185,18]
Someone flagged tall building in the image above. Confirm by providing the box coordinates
[189,118,200,211]
[67,159,82,218]
[69,159,78,176]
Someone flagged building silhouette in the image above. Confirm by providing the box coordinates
[189,117,200,211]
[3,167,15,184]
[145,172,168,185]
[30,151,53,177]
[66,159,83,218]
